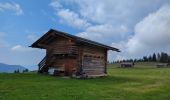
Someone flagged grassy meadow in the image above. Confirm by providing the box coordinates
[0,63,170,100]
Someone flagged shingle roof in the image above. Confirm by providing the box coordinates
[30,29,120,52]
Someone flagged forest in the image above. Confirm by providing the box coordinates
[114,52,170,63]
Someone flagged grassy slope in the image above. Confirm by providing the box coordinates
[0,63,170,100]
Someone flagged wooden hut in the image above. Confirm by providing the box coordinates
[30,29,120,77]
[120,62,134,68]
[156,63,169,68]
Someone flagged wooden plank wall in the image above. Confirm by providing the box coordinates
[82,45,106,75]
[45,37,78,76]
[43,36,108,76]
[65,58,77,76]
[48,37,75,54]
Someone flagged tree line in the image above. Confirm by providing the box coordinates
[14,69,29,73]
[114,52,170,63]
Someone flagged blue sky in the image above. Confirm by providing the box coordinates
[0,0,170,70]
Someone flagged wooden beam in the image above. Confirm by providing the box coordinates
[78,46,83,74]
[38,43,50,49]
[104,50,107,74]
[55,32,73,40]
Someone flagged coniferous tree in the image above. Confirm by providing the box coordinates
[152,53,157,62]
[114,52,170,63]
[168,56,170,63]
[16,69,20,73]
[157,53,161,62]
[14,69,19,73]
[148,55,152,62]
[134,59,137,62]
[160,52,169,63]
[14,70,17,73]
[143,56,148,62]
[23,69,29,73]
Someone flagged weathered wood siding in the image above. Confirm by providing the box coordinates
[82,45,106,75]
[47,37,77,55]
[65,58,77,75]
[42,36,107,76]
[45,37,78,76]
[33,30,119,77]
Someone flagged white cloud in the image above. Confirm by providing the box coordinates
[50,0,170,41]
[111,42,126,51]
[49,0,170,61]
[59,0,169,45]
[108,51,126,62]
[115,55,127,61]
[126,5,170,56]
[50,0,91,29]
[50,0,63,10]
[57,9,91,29]
[0,2,23,15]
[71,0,170,26]
[77,24,129,44]
[11,45,33,52]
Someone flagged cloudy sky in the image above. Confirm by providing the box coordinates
[0,0,170,70]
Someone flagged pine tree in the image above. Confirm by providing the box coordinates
[152,53,157,62]
[25,69,29,72]
[148,55,152,62]
[16,69,20,73]
[160,52,169,63]
[157,53,161,62]
[143,56,148,62]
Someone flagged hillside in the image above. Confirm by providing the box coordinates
[0,63,27,73]
[0,66,170,100]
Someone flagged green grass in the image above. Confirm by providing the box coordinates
[1,63,170,100]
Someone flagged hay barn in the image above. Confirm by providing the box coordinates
[30,29,120,77]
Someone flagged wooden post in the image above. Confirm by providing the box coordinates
[104,50,107,74]
[77,45,83,75]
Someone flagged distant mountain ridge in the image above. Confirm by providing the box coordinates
[0,63,27,73]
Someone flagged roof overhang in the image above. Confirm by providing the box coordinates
[30,29,120,52]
